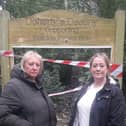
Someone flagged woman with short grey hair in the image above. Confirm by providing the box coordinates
[0,50,57,126]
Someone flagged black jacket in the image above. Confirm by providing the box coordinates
[0,65,57,126]
[69,77,125,126]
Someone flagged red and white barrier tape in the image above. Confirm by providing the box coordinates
[44,59,90,68]
[0,50,123,78]
[0,50,14,57]
[48,86,82,97]
[43,59,123,78]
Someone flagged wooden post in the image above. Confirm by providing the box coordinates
[0,10,10,87]
[114,10,125,87]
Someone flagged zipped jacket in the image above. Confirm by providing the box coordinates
[69,77,125,126]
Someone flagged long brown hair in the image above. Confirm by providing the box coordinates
[89,52,110,70]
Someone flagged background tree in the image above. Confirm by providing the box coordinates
[5,0,65,18]
[97,0,126,18]
[4,0,126,18]
[3,0,126,18]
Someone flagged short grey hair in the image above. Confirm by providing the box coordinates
[21,50,43,73]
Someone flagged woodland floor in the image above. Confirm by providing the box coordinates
[53,93,74,126]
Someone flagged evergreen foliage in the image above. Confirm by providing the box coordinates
[3,0,126,18]
[98,0,126,18]
[42,65,64,94]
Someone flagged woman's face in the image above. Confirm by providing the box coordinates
[90,56,108,80]
[23,56,41,79]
